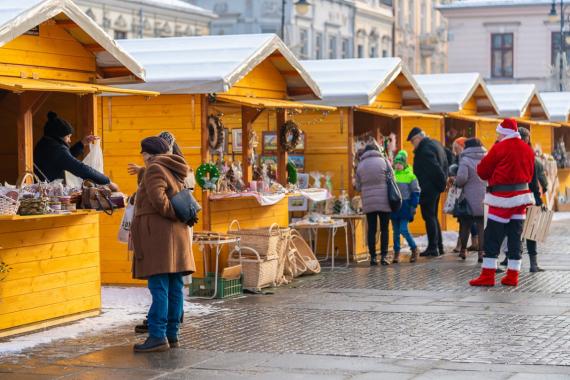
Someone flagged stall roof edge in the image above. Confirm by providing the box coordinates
[0,0,146,82]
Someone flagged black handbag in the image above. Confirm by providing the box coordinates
[452,196,472,218]
[384,159,402,212]
[170,188,201,227]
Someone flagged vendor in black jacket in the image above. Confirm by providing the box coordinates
[408,127,449,257]
[34,112,118,189]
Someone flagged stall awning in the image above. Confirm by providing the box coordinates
[0,77,158,96]
[215,94,336,111]
[356,106,442,120]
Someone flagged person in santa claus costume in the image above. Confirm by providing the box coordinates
[469,118,535,287]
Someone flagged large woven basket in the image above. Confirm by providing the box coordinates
[227,220,281,259]
[228,247,278,290]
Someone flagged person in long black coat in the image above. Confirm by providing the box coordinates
[34,112,116,188]
[407,127,449,257]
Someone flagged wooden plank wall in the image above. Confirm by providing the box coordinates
[0,214,101,331]
[98,95,202,285]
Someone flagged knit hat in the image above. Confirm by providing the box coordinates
[140,136,170,155]
[44,111,73,139]
[407,127,423,141]
[393,150,408,165]
[496,118,519,137]
[464,137,483,148]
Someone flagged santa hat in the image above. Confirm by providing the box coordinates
[496,118,520,138]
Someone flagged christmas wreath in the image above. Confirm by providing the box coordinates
[207,115,224,151]
[195,163,220,190]
[279,120,301,153]
[287,160,298,185]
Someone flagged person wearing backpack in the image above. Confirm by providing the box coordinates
[390,150,420,264]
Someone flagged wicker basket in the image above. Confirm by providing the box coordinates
[228,247,278,290]
[227,220,281,259]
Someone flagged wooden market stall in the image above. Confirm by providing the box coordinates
[299,58,440,259]
[0,0,156,336]
[99,34,334,284]
[413,73,500,230]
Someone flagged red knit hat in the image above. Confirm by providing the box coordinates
[496,118,518,136]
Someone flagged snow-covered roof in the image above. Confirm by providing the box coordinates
[487,84,550,120]
[300,58,429,108]
[439,0,552,9]
[414,73,499,114]
[116,34,322,98]
[123,0,216,17]
[540,92,570,122]
[0,0,145,81]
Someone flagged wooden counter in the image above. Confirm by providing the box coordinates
[0,211,101,337]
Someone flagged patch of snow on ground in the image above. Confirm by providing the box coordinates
[0,286,215,356]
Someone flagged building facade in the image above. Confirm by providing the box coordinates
[191,0,394,60]
[440,0,562,91]
[75,0,215,40]
[393,0,448,74]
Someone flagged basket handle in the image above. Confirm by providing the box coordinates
[228,219,241,233]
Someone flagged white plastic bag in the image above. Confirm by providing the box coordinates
[118,201,134,243]
[65,141,104,187]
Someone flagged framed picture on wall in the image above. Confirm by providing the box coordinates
[288,154,305,172]
[262,131,278,153]
[232,129,243,153]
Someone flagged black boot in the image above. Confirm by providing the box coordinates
[135,319,148,334]
[133,337,169,353]
[529,255,544,273]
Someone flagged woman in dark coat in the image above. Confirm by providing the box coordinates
[34,112,117,189]
[131,137,195,353]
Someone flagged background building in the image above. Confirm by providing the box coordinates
[393,0,449,74]
[191,0,394,60]
[440,0,562,91]
[76,0,216,39]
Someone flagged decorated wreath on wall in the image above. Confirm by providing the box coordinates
[279,120,302,153]
[207,115,225,151]
[195,163,221,190]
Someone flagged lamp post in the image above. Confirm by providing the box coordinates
[550,0,568,91]
[281,0,312,43]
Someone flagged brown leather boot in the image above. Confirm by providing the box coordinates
[410,248,419,263]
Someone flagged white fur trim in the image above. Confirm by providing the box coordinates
[507,259,522,271]
[484,192,535,208]
[482,257,498,269]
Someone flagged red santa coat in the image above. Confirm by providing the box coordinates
[476,135,535,223]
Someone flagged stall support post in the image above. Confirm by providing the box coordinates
[17,92,46,178]
[347,108,355,197]
[276,108,288,186]
[201,94,211,231]
[242,106,258,186]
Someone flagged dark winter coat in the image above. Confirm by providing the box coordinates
[131,154,195,279]
[33,136,110,185]
[455,146,487,216]
[530,157,548,206]
[355,150,391,213]
[413,137,449,197]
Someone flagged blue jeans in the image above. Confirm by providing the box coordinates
[392,218,417,253]
[147,273,184,340]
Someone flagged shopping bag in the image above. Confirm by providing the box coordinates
[443,185,462,214]
[522,206,554,243]
[118,201,134,243]
[65,141,104,188]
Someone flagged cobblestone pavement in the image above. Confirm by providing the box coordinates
[2,222,570,379]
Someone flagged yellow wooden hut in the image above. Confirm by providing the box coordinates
[0,0,156,336]
[99,34,333,284]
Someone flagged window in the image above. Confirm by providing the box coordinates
[299,29,309,59]
[370,44,378,58]
[551,32,570,65]
[341,38,350,58]
[357,44,364,58]
[114,30,127,39]
[328,35,337,59]
[491,33,513,78]
[315,33,323,59]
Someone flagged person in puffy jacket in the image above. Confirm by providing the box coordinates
[454,138,486,262]
[390,150,420,264]
[355,144,393,266]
